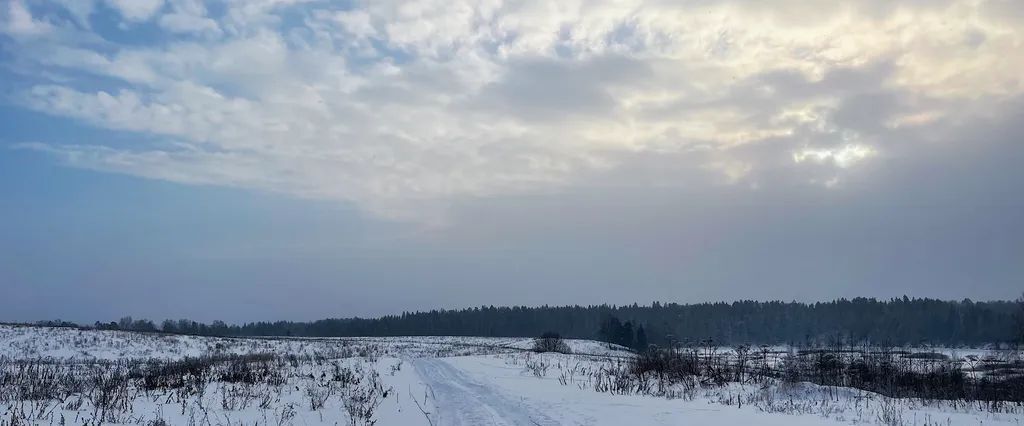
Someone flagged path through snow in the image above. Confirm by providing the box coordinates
[413,358,561,426]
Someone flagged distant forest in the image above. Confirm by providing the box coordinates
[40,297,1024,347]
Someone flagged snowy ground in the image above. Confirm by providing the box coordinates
[432,354,1023,426]
[0,325,1020,425]
[0,326,630,361]
[411,355,853,426]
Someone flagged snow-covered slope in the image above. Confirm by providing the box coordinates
[0,325,525,361]
[0,325,636,362]
[502,337,634,356]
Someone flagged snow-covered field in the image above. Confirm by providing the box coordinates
[0,326,635,362]
[0,324,1020,425]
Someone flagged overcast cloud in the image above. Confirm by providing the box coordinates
[0,0,1021,322]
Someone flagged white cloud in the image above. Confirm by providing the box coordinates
[7,0,1024,221]
[158,0,219,36]
[1,0,53,37]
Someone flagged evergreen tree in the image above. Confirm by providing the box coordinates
[635,325,648,351]
[618,321,635,348]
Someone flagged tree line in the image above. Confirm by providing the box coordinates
[49,296,1022,347]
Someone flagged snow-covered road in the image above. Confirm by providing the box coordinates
[413,358,561,426]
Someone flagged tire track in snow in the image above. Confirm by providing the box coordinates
[413,358,560,426]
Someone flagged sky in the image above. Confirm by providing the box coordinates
[1,0,1022,323]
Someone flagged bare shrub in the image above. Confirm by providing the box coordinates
[532,332,572,354]
[524,356,550,377]
[306,382,332,411]
[341,367,389,426]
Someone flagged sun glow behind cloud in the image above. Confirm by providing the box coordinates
[794,145,877,169]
